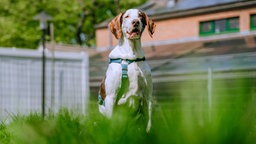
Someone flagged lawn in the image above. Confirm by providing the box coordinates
[1,78,256,144]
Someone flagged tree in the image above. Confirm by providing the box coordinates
[0,0,146,49]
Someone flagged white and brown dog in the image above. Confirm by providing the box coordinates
[98,9,156,132]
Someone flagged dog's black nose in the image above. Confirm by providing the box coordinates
[132,19,139,26]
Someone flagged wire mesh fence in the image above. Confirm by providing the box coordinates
[0,48,89,121]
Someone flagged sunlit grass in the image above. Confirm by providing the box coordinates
[0,78,256,144]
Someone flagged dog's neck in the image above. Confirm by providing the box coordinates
[109,36,145,59]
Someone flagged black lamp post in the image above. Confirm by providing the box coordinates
[34,11,52,117]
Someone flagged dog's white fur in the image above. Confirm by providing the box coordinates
[98,9,156,132]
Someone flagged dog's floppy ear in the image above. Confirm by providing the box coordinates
[140,11,156,38]
[108,12,123,39]
[146,15,156,38]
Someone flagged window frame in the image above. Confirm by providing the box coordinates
[250,14,256,30]
[226,17,239,32]
[199,17,239,36]
[199,20,215,35]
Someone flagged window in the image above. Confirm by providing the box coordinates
[200,17,239,36]
[201,21,214,34]
[250,14,256,30]
[215,19,226,33]
[229,18,239,29]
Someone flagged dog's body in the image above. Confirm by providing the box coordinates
[98,9,156,132]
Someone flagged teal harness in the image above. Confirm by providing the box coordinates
[108,57,146,78]
[98,57,146,106]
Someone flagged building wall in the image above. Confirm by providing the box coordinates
[96,28,111,48]
[96,7,256,49]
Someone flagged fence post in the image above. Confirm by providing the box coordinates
[50,45,56,112]
[208,67,213,122]
[81,52,89,115]
[41,29,46,117]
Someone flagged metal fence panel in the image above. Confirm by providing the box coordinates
[0,48,89,121]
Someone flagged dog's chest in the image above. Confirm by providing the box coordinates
[128,62,149,80]
[127,62,150,92]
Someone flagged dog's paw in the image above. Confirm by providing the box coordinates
[117,98,126,105]
[99,105,106,115]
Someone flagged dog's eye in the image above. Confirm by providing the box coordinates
[125,15,129,18]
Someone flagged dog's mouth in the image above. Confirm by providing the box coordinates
[126,28,141,39]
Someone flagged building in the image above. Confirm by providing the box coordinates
[91,0,256,102]
[95,0,256,50]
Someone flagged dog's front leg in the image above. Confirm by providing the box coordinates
[146,99,152,133]
[146,76,153,133]
[98,93,116,118]
[103,64,122,118]
[104,95,116,118]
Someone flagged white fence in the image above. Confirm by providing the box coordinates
[0,48,89,120]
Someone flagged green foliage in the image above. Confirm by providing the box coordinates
[0,0,146,49]
[0,122,10,144]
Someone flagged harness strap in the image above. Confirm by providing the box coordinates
[108,57,145,78]
[108,57,146,64]
[111,57,145,103]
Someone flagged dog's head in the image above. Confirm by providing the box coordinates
[108,9,156,40]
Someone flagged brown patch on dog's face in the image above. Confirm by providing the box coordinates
[139,10,156,38]
[139,10,147,28]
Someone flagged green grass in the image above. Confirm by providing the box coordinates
[1,78,256,144]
